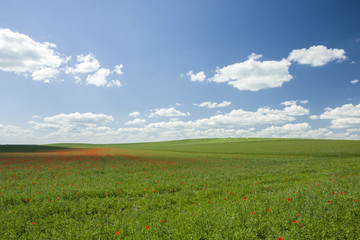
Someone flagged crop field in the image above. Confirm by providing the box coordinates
[0,138,360,239]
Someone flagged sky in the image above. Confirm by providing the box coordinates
[1,0,360,144]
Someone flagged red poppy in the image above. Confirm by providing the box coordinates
[251,211,254,214]
[293,221,297,224]
[278,237,283,240]
[353,199,357,202]
[287,198,290,201]
[145,226,149,229]
[161,220,165,222]
[267,208,271,212]
[25,199,29,202]
[30,222,34,225]
[115,231,120,235]
[327,201,331,203]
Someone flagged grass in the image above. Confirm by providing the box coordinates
[1,138,359,239]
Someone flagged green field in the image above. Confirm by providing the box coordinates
[1,138,359,239]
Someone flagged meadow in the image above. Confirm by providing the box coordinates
[0,138,359,239]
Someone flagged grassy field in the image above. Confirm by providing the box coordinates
[0,138,359,239]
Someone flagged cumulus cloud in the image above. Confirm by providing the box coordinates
[351,79,358,84]
[186,70,206,82]
[319,103,360,128]
[0,28,69,82]
[194,101,231,108]
[65,54,100,74]
[86,68,111,87]
[125,118,147,125]
[309,115,320,120]
[107,79,122,87]
[288,45,346,67]
[129,111,140,117]
[65,56,123,87]
[281,100,309,106]
[44,112,114,124]
[208,54,292,91]
[149,107,190,118]
[113,64,123,75]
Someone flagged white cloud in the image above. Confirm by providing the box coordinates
[125,118,147,125]
[309,115,319,120]
[0,28,68,82]
[194,101,231,108]
[31,67,59,82]
[44,112,114,124]
[0,123,32,137]
[281,100,298,106]
[113,64,123,75]
[129,111,140,117]
[86,68,111,87]
[319,103,360,128]
[107,80,122,87]
[186,70,206,82]
[65,54,100,74]
[149,107,190,118]
[208,54,292,91]
[288,45,346,67]
[351,79,359,84]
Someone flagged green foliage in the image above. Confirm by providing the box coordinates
[0,139,359,239]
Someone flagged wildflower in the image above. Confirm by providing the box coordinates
[115,231,120,235]
[293,221,297,224]
[287,198,291,201]
[25,199,29,202]
[353,199,357,202]
[145,226,149,229]
[327,201,331,203]
[267,208,271,212]
[251,211,254,214]
[278,237,283,240]
[161,220,165,222]
[30,222,34,225]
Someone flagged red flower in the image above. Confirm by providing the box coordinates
[287,198,290,201]
[267,208,271,212]
[353,199,357,202]
[293,221,297,224]
[327,201,331,203]
[251,211,254,214]
[30,222,34,225]
[208,201,211,204]
[25,199,29,202]
[145,226,149,229]
[278,237,283,240]
[161,220,165,223]
[115,231,120,235]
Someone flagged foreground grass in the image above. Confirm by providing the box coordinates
[0,138,359,239]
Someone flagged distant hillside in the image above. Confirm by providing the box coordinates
[47,138,360,157]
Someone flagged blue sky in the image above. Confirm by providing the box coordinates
[1,0,360,144]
